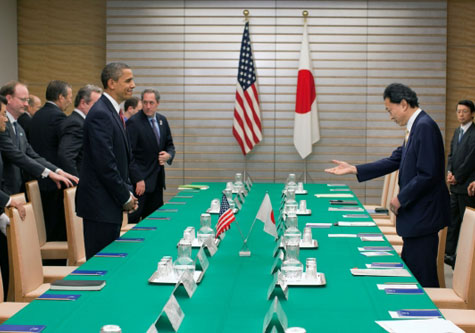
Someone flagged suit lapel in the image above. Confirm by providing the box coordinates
[140,111,159,151]
[101,95,130,154]
[400,111,425,171]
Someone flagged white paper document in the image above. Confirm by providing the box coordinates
[306,223,332,228]
[377,284,419,290]
[328,234,357,238]
[315,194,354,198]
[361,236,385,242]
[360,251,394,257]
[337,221,375,226]
[350,268,411,277]
[376,319,464,333]
[329,207,364,212]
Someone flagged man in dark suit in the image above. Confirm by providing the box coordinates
[0,95,26,300]
[127,89,175,224]
[76,62,138,259]
[17,94,41,142]
[444,100,475,268]
[123,96,142,121]
[0,81,77,196]
[325,83,449,287]
[29,80,75,242]
[58,84,102,176]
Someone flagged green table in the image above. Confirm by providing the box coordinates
[4,183,438,332]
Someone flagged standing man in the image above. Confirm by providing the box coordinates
[58,84,102,176]
[127,89,175,224]
[0,81,76,196]
[29,80,74,242]
[325,83,449,287]
[17,94,41,141]
[76,62,138,259]
[123,96,142,121]
[444,100,475,268]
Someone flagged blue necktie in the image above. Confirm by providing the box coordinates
[458,129,464,143]
[12,122,20,145]
[150,118,160,146]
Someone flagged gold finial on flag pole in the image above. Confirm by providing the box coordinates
[302,10,309,23]
[243,9,249,21]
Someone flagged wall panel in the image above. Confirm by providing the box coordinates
[106,0,447,203]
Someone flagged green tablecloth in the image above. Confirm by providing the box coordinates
[4,183,438,332]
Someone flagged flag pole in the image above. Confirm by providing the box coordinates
[237,219,252,256]
[302,9,309,185]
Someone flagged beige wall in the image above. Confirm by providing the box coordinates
[17,0,106,112]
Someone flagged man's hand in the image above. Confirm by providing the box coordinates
[49,172,74,189]
[390,196,401,215]
[468,181,475,197]
[158,151,171,166]
[123,193,138,212]
[135,180,145,196]
[9,198,26,220]
[57,170,79,185]
[447,171,456,185]
[324,160,358,175]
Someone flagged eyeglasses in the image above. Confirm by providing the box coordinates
[456,109,471,114]
[14,96,30,103]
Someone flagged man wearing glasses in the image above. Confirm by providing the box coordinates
[444,100,475,269]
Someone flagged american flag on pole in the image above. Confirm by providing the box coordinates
[232,21,262,155]
[215,194,236,239]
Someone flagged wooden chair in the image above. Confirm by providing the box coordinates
[365,170,398,220]
[440,309,475,333]
[0,268,27,324]
[25,181,68,260]
[425,207,475,309]
[7,204,77,302]
[121,211,135,234]
[63,187,86,266]
[438,226,448,288]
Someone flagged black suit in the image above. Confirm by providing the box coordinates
[58,111,85,177]
[76,94,132,259]
[0,116,56,195]
[446,123,475,256]
[29,102,68,241]
[127,110,175,223]
[17,112,32,142]
[0,151,13,300]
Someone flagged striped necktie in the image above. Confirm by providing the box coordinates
[458,128,464,143]
[404,129,410,145]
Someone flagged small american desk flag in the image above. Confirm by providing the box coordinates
[216,194,236,239]
[232,21,263,155]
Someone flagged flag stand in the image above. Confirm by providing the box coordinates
[236,220,252,256]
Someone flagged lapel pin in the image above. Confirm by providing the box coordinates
[159,120,163,126]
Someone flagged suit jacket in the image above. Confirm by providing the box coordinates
[58,111,85,176]
[76,95,132,224]
[0,153,11,209]
[127,110,175,193]
[447,123,475,194]
[17,112,32,141]
[357,111,450,238]
[0,119,57,195]
[29,102,66,191]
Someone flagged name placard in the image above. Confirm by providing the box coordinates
[262,296,288,333]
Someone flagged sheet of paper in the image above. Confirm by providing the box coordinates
[315,194,354,198]
[338,221,376,226]
[376,319,463,333]
[377,283,419,290]
[360,251,394,257]
[350,268,411,277]
[328,234,357,238]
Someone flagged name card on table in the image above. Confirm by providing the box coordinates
[203,237,218,257]
[196,247,209,273]
[262,297,288,333]
[270,252,283,274]
[147,294,184,333]
[234,197,242,210]
[0,325,47,332]
[173,270,197,298]
[238,192,245,204]
[267,272,288,300]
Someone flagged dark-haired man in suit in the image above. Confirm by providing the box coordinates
[444,100,475,268]
[325,83,449,287]
[30,80,75,242]
[76,62,138,259]
[58,84,102,176]
[17,94,41,141]
[127,89,175,224]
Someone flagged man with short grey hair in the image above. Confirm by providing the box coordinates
[58,84,102,176]
[17,94,41,141]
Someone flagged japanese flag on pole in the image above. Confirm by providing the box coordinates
[293,22,320,159]
[256,193,277,238]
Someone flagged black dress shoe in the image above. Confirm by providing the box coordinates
[444,254,456,269]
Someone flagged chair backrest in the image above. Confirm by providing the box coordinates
[453,207,475,307]
[381,170,399,209]
[63,187,85,266]
[7,203,44,301]
[437,226,448,288]
[379,173,391,207]
[25,181,47,246]
[121,211,129,229]
[10,193,27,205]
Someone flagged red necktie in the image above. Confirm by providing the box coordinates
[119,110,126,129]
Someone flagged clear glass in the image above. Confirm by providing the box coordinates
[297,181,304,192]
[173,241,195,279]
[305,257,317,280]
[284,188,298,215]
[299,200,307,212]
[302,227,313,245]
[286,173,297,191]
[283,213,301,246]
[157,261,168,278]
[234,173,244,193]
[223,188,233,202]
[281,243,303,281]
[100,325,122,333]
[197,213,215,242]
[210,198,220,212]
[183,226,195,242]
